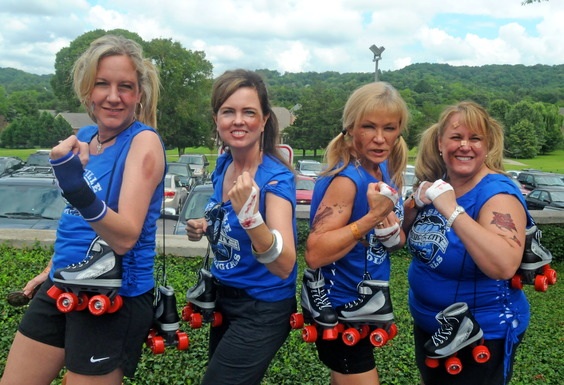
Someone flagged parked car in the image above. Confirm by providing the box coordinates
[178,154,210,182]
[525,186,564,211]
[167,162,196,190]
[510,178,529,196]
[517,171,564,192]
[162,174,189,217]
[0,170,66,229]
[26,149,51,167]
[402,171,417,200]
[296,159,322,178]
[174,184,214,235]
[296,175,315,205]
[0,156,24,176]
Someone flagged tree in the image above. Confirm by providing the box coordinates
[505,101,544,154]
[506,120,538,158]
[51,29,145,111]
[145,38,213,154]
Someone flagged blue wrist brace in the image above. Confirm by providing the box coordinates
[50,151,108,222]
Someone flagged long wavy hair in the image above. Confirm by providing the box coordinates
[72,34,161,128]
[323,82,409,190]
[415,101,505,183]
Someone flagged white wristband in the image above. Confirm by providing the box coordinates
[237,186,264,229]
[446,205,465,229]
[252,229,283,264]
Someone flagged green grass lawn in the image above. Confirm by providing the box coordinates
[0,243,561,384]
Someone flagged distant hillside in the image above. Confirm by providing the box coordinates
[0,67,53,93]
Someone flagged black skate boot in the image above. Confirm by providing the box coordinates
[511,225,556,291]
[301,268,338,328]
[47,236,123,315]
[147,286,189,354]
[337,280,394,323]
[183,268,222,328]
[424,302,483,359]
[336,280,397,347]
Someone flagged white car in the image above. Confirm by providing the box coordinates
[162,174,189,217]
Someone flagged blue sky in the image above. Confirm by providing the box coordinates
[0,0,562,76]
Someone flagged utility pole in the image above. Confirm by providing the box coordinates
[369,44,385,82]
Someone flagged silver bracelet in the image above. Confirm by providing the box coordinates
[251,229,284,264]
[446,205,465,229]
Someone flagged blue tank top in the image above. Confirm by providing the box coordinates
[207,152,297,302]
[50,121,165,297]
[310,161,404,307]
[407,173,530,339]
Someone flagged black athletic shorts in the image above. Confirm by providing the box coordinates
[19,277,154,377]
[315,330,376,374]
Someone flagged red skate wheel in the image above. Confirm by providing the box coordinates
[181,303,194,321]
[76,293,89,311]
[388,323,398,340]
[176,331,190,350]
[289,313,304,329]
[88,294,111,316]
[149,335,165,354]
[473,344,491,364]
[342,328,360,346]
[445,356,462,375]
[302,325,318,343]
[56,292,78,313]
[369,328,389,347]
[544,268,557,285]
[211,312,223,327]
[47,285,63,300]
[107,295,123,313]
[510,274,523,290]
[146,328,157,343]
[189,313,203,329]
[336,323,345,333]
[322,326,339,340]
[534,275,548,292]
[425,357,439,368]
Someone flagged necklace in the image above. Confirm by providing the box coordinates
[96,132,120,154]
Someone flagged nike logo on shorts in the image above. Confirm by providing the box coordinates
[90,356,110,363]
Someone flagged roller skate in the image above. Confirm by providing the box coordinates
[146,285,189,354]
[47,236,123,316]
[511,225,557,292]
[182,268,222,328]
[290,268,339,342]
[336,280,398,347]
[424,302,490,375]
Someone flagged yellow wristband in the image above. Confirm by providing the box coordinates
[350,222,363,240]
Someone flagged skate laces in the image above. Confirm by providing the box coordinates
[430,316,456,347]
[67,254,94,269]
[310,286,332,309]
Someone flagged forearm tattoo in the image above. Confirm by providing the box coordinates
[491,211,522,247]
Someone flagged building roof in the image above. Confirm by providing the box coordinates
[56,112,95,133]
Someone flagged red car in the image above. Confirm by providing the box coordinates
[296,175,315,205]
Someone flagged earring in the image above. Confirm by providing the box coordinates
[439,152,443,156]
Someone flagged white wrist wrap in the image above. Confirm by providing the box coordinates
[252,229,283,264]
[413,181,428,208]
[425,179,454,202]
[379,182,399,205]
[237,186,264,229]
[374,223,401,248]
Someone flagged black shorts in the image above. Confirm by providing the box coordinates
[19,278,154,378]
[413,324,524,385]
[315,330,376,374]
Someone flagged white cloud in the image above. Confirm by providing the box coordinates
[0,0,561,76]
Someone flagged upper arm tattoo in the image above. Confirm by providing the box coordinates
[490,211,522,247]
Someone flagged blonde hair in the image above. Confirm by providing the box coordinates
[415,101,505,182]
[72,34,161,128]
[323,82,409,190]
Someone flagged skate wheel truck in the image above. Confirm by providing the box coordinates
[511,264,557,292]
[182,302,223,328]
[340,321,398,347]
[47,285,123,316]
[424,338,491,375]
[289,312,340,343]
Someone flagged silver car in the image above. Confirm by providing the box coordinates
[162,174,189,217]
